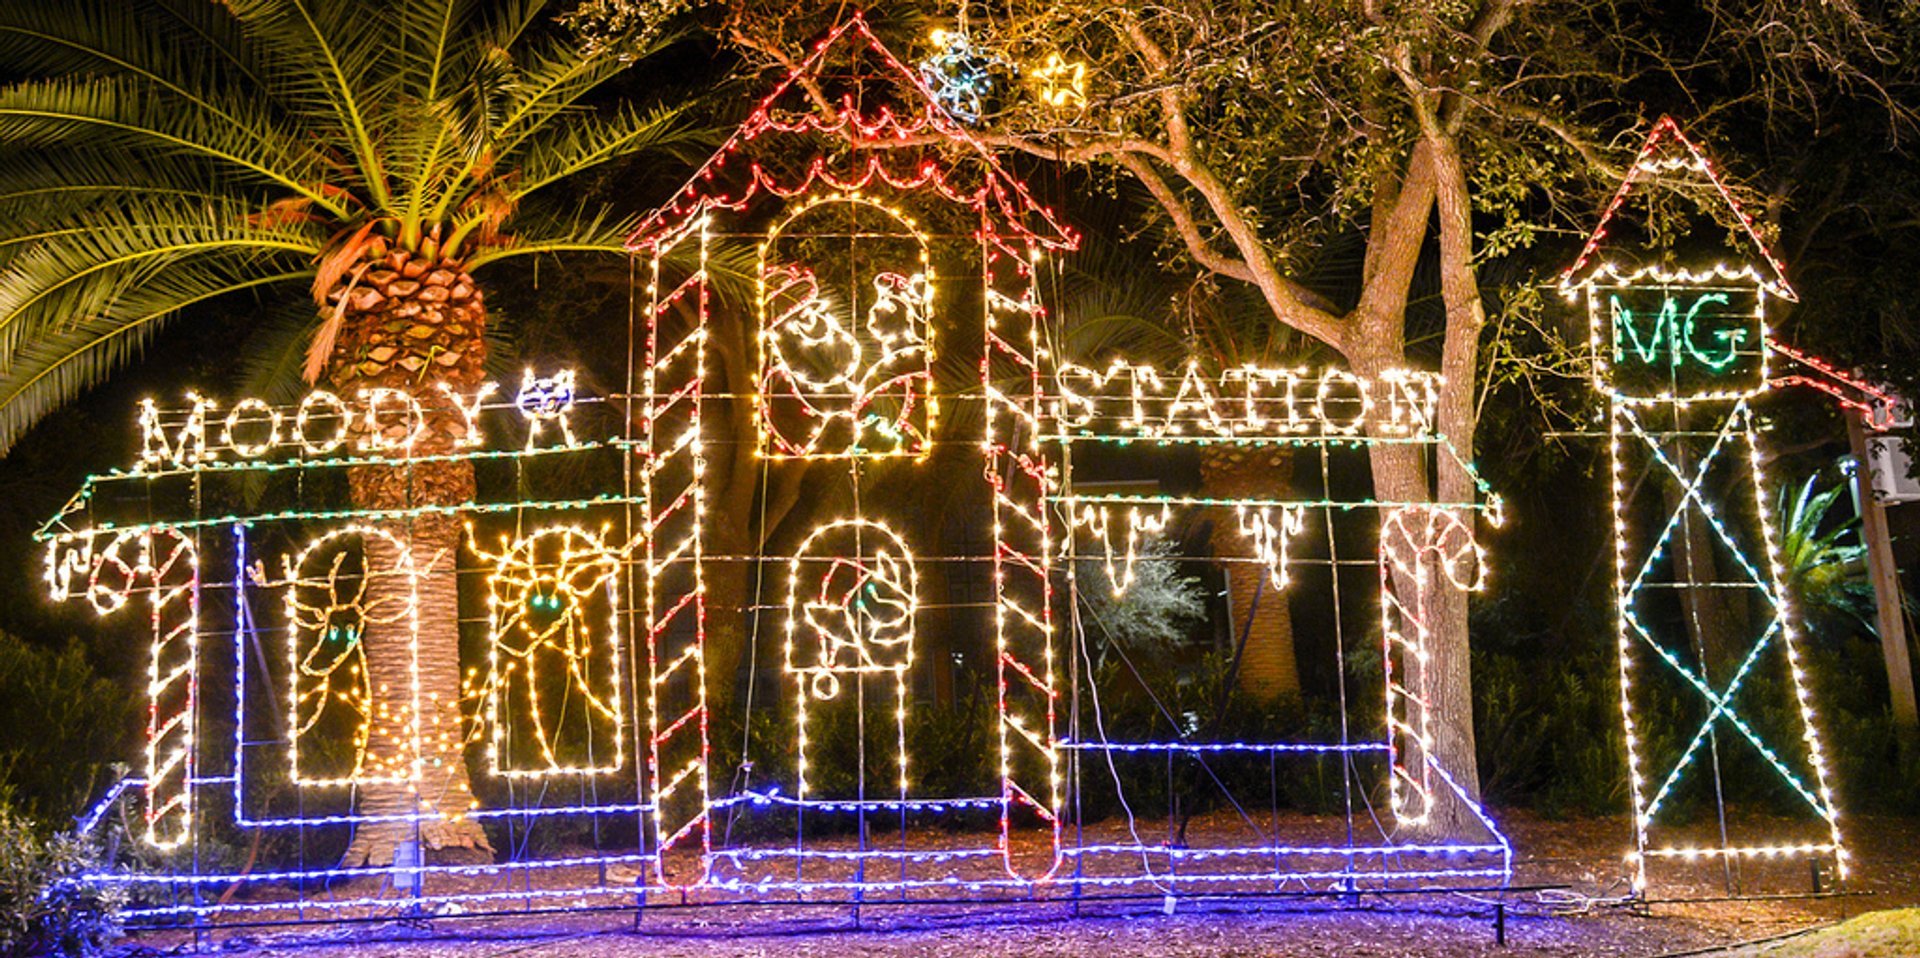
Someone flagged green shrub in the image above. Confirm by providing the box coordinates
[0,801,122,957]
[0,633,139,827]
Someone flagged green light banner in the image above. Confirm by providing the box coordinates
[1591,283,1765,401]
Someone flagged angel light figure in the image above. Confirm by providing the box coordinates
[470,525,624,776]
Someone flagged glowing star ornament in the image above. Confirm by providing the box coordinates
[1563,115,1846,893]
[1030,52,1086,110]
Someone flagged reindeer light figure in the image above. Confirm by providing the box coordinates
[283,525,421,787]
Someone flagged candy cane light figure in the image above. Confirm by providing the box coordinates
[469,525,624,777]
[1378,506,1487,827]
[46,528,200,849]
[1560,116,1846,894]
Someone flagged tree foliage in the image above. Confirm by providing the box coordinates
[0,0,707,450]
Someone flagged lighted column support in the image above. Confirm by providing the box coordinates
[982,230,1062,881]
[641,216,714,887]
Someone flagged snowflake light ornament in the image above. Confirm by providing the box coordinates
[919,29,1001,123]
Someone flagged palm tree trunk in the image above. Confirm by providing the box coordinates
[326,250,493,866]
[1200,446,1300,700]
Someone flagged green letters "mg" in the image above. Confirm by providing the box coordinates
[1609,292,1748,372]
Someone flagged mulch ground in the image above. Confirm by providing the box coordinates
[117,812,1920,958]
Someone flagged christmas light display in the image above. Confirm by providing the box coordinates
[134,381,552,469]
[1766,338,1901,430]
[469,525,625,777]
[51,15,1515,931]
[1561,116,1847,893]
[627,13,1079,887]
[282,525,422,787]
[1031,52,1087,110]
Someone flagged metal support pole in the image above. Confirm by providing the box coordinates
[1847,412,1919,755]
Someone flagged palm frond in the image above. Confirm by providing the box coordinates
[0,195,320,364]
[0,4,277,147]
[502,102,706,204]
[221,0,398,206]
[465,203,639,268]
[0,151,238,241]
[0,261,309,451]
[488,31,653,156]
[395,0,474,103]
[236,299,331,405]
[0,75,337,215]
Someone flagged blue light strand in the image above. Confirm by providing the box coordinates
[99,858,1517,923]
[711,787,1003,814]
[1064,842,1508,860]
[707,867,1513,896]
[73,777,140,835]
[73,849,660,888]
[1618,403,1780,605]
[103,881,648,921]
[1624,614,1832,818]
[713,847,1003,864]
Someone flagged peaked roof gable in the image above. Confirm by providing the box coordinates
[626,14,1077,253]
[1559,115,1795,301]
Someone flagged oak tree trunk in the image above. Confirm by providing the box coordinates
[1354,340,1481,838]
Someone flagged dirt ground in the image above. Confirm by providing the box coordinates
[118,812,1920,958]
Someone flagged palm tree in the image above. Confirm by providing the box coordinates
[1775,474,1880,643]
[0,0,703,865]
